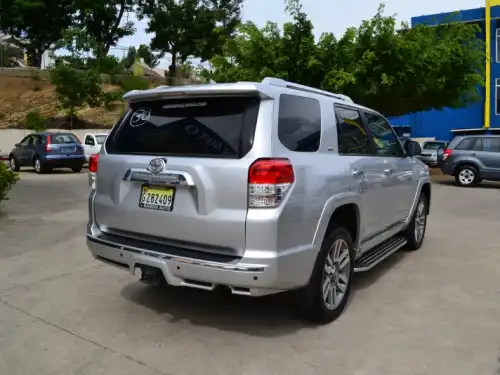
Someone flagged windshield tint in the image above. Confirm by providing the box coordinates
[423,142,445,149]
[95,135,107,144]
[106,96,260,158]
[50,134,79,144]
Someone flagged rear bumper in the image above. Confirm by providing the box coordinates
[86,226,311,296]
[44,155,85,168]
[440,160,454,175]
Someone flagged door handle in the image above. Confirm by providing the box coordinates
[383,169,393,175]
[470,153,477,156]
[352,170,364,178]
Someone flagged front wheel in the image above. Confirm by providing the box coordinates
[455,165,478,187]
[9,156,20,172]
[297,226,354,324]
[404,194,428,251]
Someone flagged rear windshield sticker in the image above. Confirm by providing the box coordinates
[130,108,151,127]
[163,102,207,109]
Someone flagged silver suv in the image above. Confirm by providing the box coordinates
[86,78,431,323]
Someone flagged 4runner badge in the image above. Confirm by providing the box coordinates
[147,158,166,174]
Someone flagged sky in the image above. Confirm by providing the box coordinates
[113,0,487,68]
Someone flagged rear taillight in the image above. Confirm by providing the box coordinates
[442,149,453,160]
[45,135,53,152]
[248,158,295,208]
[89,153,100,173]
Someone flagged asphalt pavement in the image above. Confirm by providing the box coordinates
[1,170,500,375]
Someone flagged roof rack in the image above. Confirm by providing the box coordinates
[261,77,354,103]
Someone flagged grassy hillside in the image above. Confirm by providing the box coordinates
[0,74,127,129]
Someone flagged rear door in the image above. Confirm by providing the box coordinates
[94,96,262,257]
[363,111,415,224]
[473,137,500,179]
[334,105,387,241]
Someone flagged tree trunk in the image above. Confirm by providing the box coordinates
[103,0,127,56]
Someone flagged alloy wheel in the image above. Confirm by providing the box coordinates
[458,169,474,185]
[322,238,351,310]
[414,200,426,243]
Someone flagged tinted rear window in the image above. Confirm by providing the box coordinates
[106,97,260,158]
[50,134,79,144]
[278,94,321,152]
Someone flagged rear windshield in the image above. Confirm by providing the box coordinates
[106,96,260,158]
[423,141,446,149]
[50,134,79,144]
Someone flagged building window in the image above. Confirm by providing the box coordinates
[496,29,500,62]
[496,79,500,115]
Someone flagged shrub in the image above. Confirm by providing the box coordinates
[0,162,19,203]
[24,109,46,132]
[118,75,150,92]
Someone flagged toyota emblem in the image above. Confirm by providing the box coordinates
[147,158,166,174]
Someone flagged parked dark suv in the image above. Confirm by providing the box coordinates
[440,134,500,186]
[9,132,85,174]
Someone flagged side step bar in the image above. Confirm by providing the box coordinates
[354,236,407,272]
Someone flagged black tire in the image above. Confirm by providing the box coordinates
[33,157,46,174]
[404,194,428,251]
[72,166,82,173]
[455,165,479,187]
[9,155,20,172]
[296,226,355,324]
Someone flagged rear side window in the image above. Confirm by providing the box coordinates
[334,106,372,155]
[278,94,321,152]
[456,138,480,151]
[483,138,500,152]
[106,97,260,158]
[50,134,79,144]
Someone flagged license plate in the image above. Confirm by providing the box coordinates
[61,147,75,153]
[139,185,176,211]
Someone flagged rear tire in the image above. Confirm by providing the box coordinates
[296,226,354,324]
[9,156,20,172]
[455,165,478,187]
[72,166,82,173]
[33,157,46,174]
[404,194,428,251]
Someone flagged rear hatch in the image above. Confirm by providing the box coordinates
[48,133,84,155]
[94,95,262,258]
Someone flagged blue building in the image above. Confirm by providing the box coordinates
[390,6,500,141]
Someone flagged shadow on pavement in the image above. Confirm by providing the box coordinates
[120,281,316,337]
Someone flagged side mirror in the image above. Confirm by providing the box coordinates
[405,140,422,157]
[14,143,21,148]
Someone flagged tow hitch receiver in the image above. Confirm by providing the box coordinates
[138,265,166,286]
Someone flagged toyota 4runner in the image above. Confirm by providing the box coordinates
[86,78,431,323]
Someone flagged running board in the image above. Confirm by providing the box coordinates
[354,236,407,272]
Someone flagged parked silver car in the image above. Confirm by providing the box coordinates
[86,78,431,323]
[417,140,448,166]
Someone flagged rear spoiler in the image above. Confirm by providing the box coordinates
[122,82,273,103]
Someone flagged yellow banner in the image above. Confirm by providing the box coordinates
[489,0,500,6]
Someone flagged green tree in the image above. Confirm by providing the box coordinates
[208,2,486,118]
[123,44,161,68]
[0,162,19,203]
[138,0,243,77]
[0,0,75,67]
[49,63,103,128]
[71,0,137,58]
[24,109,46,132]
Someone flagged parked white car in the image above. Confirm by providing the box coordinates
[83,133,108,161]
